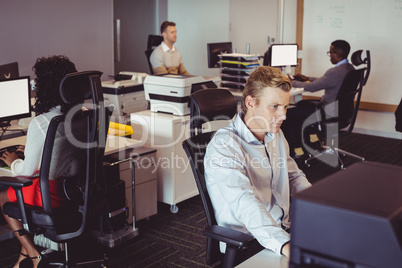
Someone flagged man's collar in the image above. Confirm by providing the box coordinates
[336,58,348,66]
[161,41,176,52]
[235,111,275,144]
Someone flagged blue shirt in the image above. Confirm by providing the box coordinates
[204,112,311,254]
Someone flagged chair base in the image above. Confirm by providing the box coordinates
[46,242,107,268]
[305,146,365,169]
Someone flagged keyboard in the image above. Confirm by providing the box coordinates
[0,145,25,168]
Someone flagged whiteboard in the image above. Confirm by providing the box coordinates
[302,0,402,106]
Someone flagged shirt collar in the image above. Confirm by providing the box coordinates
[234,111,275,145]
[336,58,348,66]
[161,41,176,52]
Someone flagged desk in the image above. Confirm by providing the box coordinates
[235,249,288,268]
[131,110,229,213]
[0,120,29,140]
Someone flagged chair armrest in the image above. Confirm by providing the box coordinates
[204,225,255,248]
[0,176,33,188]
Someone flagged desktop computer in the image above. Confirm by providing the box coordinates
[290,161,402,268]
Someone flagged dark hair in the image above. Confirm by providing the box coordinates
[331,40,351,59]
[160,21,176,34]
[32,55,77,114]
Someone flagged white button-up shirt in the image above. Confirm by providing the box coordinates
[204,112,311,254]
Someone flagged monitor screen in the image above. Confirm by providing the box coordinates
[0,62,19,79]
[0,76,32,125]
[207,42,233,68]
[270,44,298,67]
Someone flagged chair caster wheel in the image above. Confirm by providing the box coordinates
[170,204,179,214]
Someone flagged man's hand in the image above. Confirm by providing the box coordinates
[293,73,309,82]
[0,151,19,167]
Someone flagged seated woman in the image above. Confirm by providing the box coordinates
[0,55,77,268]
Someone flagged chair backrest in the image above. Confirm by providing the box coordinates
[147,35,163,50]
[38,71,112,241]
[189,88,237,137]
[351,50,371,86]
[182,132,221,265]
[145,35,163,74]
[335,68,365,134]
[183,88,237,265]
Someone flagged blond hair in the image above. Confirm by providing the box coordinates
[242,66,291,112]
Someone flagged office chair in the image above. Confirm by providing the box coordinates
[0,71,112,267]
[396,97,402,132]
[144,34,163,74]
[304,68,366,169]
[351,49,371,86]
[182,88,264,267]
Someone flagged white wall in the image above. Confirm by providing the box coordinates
[229,0,278,56]
[167,0,230,77]
[0,0,114,80]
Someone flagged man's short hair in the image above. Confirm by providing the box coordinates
[242,66,291,112]
[331,40,351,59]
[160,21,176,34]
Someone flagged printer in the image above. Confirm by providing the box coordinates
[102,72,148,123]
[144,74,215,116]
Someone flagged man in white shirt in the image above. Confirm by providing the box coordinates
[150,21,190,75]
[204,66,311,258]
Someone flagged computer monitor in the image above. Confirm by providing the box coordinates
[207,42,233,68]
[269,44,298,67]
[290,161,402,268]
[0,62,19,79]
[0,76,32,127]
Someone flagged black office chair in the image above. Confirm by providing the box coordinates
[351,49,371,86]
[144,34,163,75]
[396,97,402,132]
[304,68,366,169]
[0,71,112,267]
[182,88,264,267]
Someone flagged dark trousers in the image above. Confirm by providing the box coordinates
[281,100,321,155]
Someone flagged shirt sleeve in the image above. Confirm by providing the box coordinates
[150,47,165,70]
[11,117,46,176]
[205,138,291,254]
[292,68,338,93]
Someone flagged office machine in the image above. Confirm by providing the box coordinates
[144,74,213,116]
[219,53,260,90]
[290,161,402,268]
[0,76,31,128]
[207,42,233,68]
[264,44,298,75]
[0,62,19,80]
[102,72,148,123]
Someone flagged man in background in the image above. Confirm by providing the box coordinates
[150,21,190,75]
[281,40,354,159]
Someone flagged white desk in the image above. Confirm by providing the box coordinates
[235,249,289,268]
[131,110,231,213]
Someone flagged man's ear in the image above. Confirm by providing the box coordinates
[244,95,255,110]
